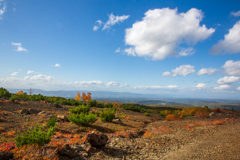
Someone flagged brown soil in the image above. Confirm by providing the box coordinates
[0,99,240,160]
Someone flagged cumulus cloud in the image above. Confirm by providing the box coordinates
[222,60,240,76]
[134,85,178,90]
[214,85,230,90]
[27,70,34,74]
[237,86,240,90]
[217,76,240,84]
[93,14,129,31]
[103,13,130,30]
[0,74,125,90]
[11,72,18,76]
[54,64,61,67]
[11,42,27,52]
[162,65,195,77]
[210,20,240,54]
[93,20,103,31]
[124,8,215,60]
[115,47,120,52]
[0,0,6,20]
[196,83,206,88]
[231,10,240,17]
[196,68,218,75]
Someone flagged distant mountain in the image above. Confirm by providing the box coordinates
[7,89,167,101]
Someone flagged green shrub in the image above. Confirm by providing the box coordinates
[89,100,97,107]
[69,105,90,114]
[96,103,105,108]
[0,88,11,98]
[68,113,97,125]
[99,108,116,122]
[144,112,151,116]
[104,103,113,108]
[0,106,2,110]
[15,124,56,147]
[182,114,194,117]
[9,95,18,102]
[47,116,57,128]
[120,104,142,112]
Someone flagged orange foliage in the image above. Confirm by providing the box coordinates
[143,127,171,138]
[194,111,208,117]
[82,92,92,103]
[111,130,138,138]
[14,143,59,160]
[16,91,24,96]
[75,92,81,101]
[112,102,123,108]
[165,114,181,121]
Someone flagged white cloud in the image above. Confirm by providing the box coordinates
[162,71,172,77]
[115,47,120,52]
[11,72,18,76]
[103,13,130,30]
[217,76,240,84]
[106,82,120,87]
[231,10,240,17]
[134,85,178,90]
[11,42,27,52]
[214,85,230,90]
[54,64,61,67]
[93,20,103,31]
[0,0,6,20]
[210,20,240,54]
[196,68,218,75]
[222,60,240,76]
[27,70,34,74]
[162,65,195,77]
[237,86,240,90]
[124,8,215,60]
[196,83,206,88]
[124,47,136,56]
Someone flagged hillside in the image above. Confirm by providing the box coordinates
[0,91,240,159]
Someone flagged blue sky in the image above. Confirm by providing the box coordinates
[0,0,240,99]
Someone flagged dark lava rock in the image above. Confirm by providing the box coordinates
[0,151,14,160]
[87,131,108,147]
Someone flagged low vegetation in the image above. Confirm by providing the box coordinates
[68,113,97,125]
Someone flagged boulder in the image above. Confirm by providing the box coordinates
[112,118,123,123]
[57,115,69,122]
[29,108,41,114]
[20,109,29,114]
[0,151,14,160]
[38,111,46,115]
[86,131,108,147]
[53,104,63,108]
[58,144,79,158]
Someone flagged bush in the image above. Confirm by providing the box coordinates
[9,95,18,102]
[47,116,57,128]
[15,124,56,147]
[99,108,116,122]
[96,103,105,108]
[69,105,90,114]
[165,114,181,121]
[89,100,97,107]
[68,113,97,125]
[120,104,142,112]
[0,87,11,98]
[144,112,151,116]
[104,103,113,108]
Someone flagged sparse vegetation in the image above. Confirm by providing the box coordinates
[47,116,57,128]
[69,105,90,114]
[0,87,11,97]
[15,124,56,147]
[99,108,116,122]
[120,104,144,112]
[144,112,151,116]
[68,113,97,125]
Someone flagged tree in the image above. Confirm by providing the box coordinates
[29,88,33,95]
[16,91,24,96]
[81,92,92,103]
[75,92,81,101]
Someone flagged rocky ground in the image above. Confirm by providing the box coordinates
[0,99,240,160]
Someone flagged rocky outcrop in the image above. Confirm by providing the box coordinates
[86,131,108,147]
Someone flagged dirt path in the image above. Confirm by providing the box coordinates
[162,122,240,160]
